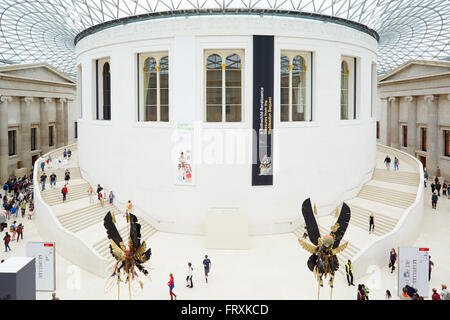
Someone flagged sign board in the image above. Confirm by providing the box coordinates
[252,35,274,186]
[26,242,56,291]
[398,247,429,297]
[173,122,195,186]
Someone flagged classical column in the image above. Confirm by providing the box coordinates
[64,99,70,145]
[40,98,51,154]
[0,96,12,183]
[425,95,438,176]
[379,97,389,145]
[20,97,33,172]
[389,97,399,148]
[405,96,417,156]
[56,98,66,148]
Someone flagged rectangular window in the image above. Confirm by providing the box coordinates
[421,128,427,151]
[205,50,243,122]
[31,128,37,151]
[371,63,377,118]
[138,52,169,122]
[94,58,111,120]
[49,126,54,147]
[74,122,78,139]
[376,121,380,139]
[280,51,313,122]
[402,125,408,147]
[445,130,450,157]
[77,64,82,119]
[341,56,358,120]
[8,130,16,156]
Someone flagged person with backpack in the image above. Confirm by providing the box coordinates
[168,273,177,300]
[61,184,68,203]
[432,192,438,209]
[3,232,11,252]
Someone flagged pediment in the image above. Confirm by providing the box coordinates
[0,63,75,84]
[380,60,450,82]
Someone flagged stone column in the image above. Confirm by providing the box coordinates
[425,95,438,176]
[20,97,33,172]
[64,99,70,145]
[39,98,51,154]
[56,98,66,148]
[405,96,417,156]
[379,98,389,145]
[389,97,399,148]
[0,96,12,183]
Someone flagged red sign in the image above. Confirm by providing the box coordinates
[419,248,429,251]
[44,243,54,247]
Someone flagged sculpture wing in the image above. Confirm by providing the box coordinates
[134,241,152,263]
[109,239,126,262]
[104,211,123,250]
[298,239,318,254]
[129,213,142,251]
[301,198,321,246]
[332,241,349,255]
[331,202,351,249]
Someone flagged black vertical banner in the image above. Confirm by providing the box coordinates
[252,35,274,186]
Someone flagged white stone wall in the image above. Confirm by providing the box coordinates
[76,15,377,234]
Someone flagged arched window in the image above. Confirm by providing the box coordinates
[340,60,349,120]
[102,62,111,120]
[139,54,169,122]
[280,52,312,122]
[206,52,243,122]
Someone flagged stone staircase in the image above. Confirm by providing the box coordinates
[357,185,416,209]
[347,204,397,237]
[41,182,90,205]
[57,202,122,233]
[38,167,82,181]
[372,168,419,186]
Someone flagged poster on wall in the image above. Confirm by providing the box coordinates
[252,35,274,186]
[26,242,56,291]
[173,122,195,186]
[398,247,429,297]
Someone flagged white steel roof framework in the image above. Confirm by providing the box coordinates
[0,0,448,76]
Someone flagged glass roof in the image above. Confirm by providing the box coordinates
[0,0,448,76]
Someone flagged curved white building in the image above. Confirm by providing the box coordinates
[75,11,378,235]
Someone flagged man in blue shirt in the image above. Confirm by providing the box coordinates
[203,255,211,283]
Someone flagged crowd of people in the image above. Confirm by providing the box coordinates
[427,171,450,210]
[1,175,34,253]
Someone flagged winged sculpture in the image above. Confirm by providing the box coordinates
[104,211,152,299]
[298,198,351,299]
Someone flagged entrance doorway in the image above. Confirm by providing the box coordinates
[419,155,426,169]
[32,155,39,170]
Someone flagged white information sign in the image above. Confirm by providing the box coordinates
[26,242,56,291]
[398,247,429,297]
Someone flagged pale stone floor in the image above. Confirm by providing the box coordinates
[0,183,448,300]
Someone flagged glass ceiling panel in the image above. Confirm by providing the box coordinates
[0,0,448,76]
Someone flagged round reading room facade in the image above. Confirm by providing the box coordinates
[75,11,378,235]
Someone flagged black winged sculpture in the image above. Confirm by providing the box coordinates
[298,198,351,299]
[104,211,152,299]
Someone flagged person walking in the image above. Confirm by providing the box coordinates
[424,168,429,187]
[448,184,450,199]
[394,157,399,171]
[49,172,57,189]
[363,284,370,300]
[384,155,391,170]
[61,184,68,203]
[40,160,45,172]
[108,191,115,205]
[369,213,375,234]
[125,200,132,219]
[345,260,355,286]
[434,176,439,185]
[429,256,434,281]
[357,284,366,300]
[431,182,436,193]
[63,148,67,159]
[3,232,11,252]
[68,149,72,160]
[389,248,397,273]
[10,220,16,241]
[186,262,193,288]
[168,273,177,300]
[436,181,441,196]
[99,191,104,207]
[87,186,94,203]
[440,284,449,300]
[385,290,392,300]
[432,288,441,300]
[432,192,438,209]
[40,172,47,191]
[64,169,70,185]
[442,182,447,196]
[203,255,211,283]
[16,223,23,242]
[20,200,26,218]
